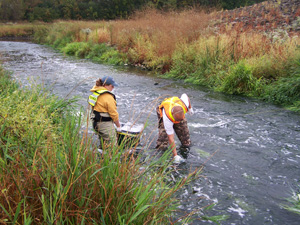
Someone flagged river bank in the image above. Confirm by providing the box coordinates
[0,1,300,112]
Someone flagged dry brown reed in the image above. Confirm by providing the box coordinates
[106,8,213,68]
[0,23,37,37]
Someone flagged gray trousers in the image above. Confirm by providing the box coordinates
[92,112,117,149]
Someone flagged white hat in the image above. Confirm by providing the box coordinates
[180,93,190,109]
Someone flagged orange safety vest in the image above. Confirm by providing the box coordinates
[159,97,188,124]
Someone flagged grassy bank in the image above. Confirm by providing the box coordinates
[0,66,224,224]
[0,5,300,112]
[0,22,48,38]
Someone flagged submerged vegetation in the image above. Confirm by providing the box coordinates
[282,187,300,216]
[0,66,226,223]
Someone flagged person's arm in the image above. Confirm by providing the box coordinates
[167,134,177,156]
[162,109,178,157]
[114,119,121,129]
[105,94,121,129]
[188,96,192,110]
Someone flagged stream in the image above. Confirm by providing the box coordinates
[1,41,300,224]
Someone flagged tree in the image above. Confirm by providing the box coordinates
[0,0,25,21]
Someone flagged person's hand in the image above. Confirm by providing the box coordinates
[188,108,194,116]
[173,155,185,164]
[116,127,122,132]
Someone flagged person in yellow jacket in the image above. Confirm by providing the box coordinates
[156,94,194,163]
[89,76,121,149]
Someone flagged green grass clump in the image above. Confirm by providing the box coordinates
[167,37,232,87]
[262,75,300,106]
[62,42,91,58]
[62,42,127,65]
[86,43,111,59]
[99,48,127,65]
[32,25,50,44]
[217,62,260,96]
[259,58,300,110]
[0,68,19,95]
[43,22,79,49]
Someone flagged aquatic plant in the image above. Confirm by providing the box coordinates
[282,187,300,215]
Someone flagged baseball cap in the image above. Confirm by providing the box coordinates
[180,93,190,108]
[102,76,119,87]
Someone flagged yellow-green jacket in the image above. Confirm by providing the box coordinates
[89,86,119,122]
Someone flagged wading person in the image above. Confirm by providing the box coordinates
[88,76,121,150]
[156,93,194,163]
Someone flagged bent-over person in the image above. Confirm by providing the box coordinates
[156,93,194,163]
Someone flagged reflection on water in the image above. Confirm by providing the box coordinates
[1,41,300,224]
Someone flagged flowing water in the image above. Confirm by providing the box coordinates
[1,41,300,224]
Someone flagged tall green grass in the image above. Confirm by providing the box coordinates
[62,42,127,65]
[1,67,228,224]
[216,61,261,96]
[260,57,300,111]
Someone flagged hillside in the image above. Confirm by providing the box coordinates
[215,0,300,35]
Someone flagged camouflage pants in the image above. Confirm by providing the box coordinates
[156,107,191,151]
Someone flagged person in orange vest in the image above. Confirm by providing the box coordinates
[88,76,121,150]
[156,93,194,163]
